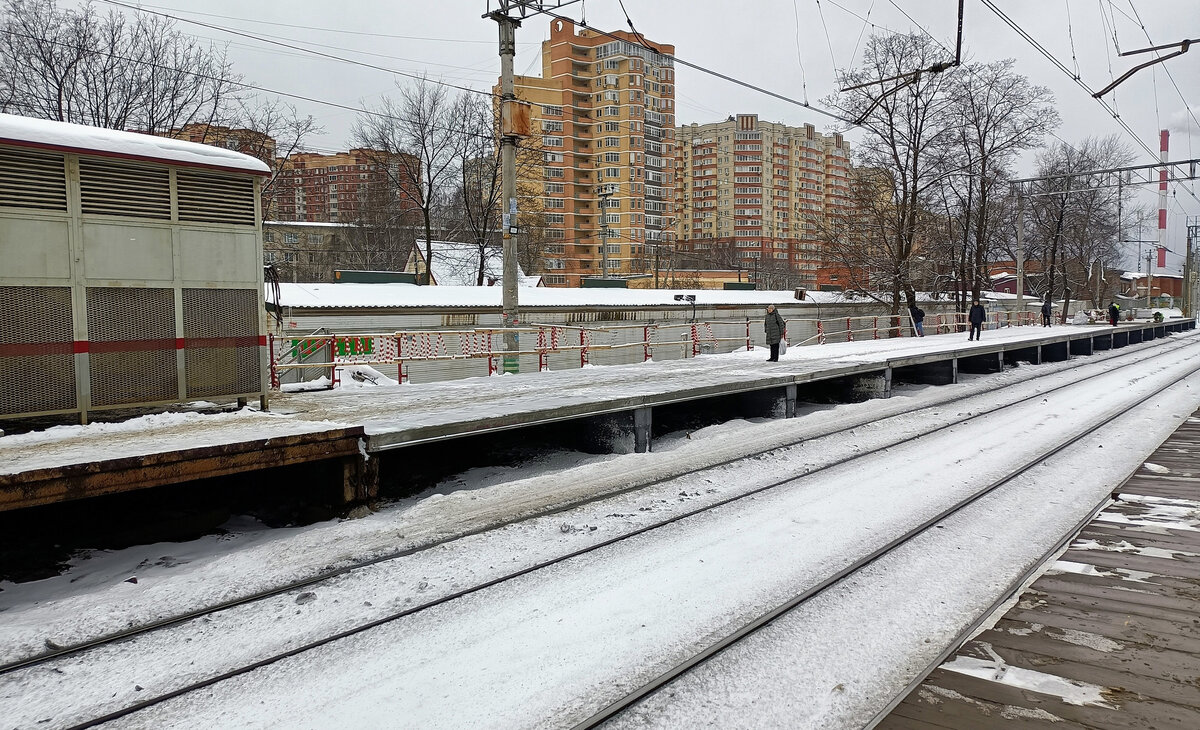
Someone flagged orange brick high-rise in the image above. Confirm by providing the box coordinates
[511,19,677,286]
[675,114,851,290]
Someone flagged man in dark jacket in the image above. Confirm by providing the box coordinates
[968,299,986,341]
[1041,298,1052,327]
[909,304,925,337]
[764,304,786,361]
[1108,301,1120,326]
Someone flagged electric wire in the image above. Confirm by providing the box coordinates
[99,0,497,99]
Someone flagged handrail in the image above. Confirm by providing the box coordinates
[268,310,1041,389]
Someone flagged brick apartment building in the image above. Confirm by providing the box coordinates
[510,19,678,286]
[674,113,852,290]
[272,148,419,224]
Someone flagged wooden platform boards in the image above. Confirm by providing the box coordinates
[879,411,1200,729]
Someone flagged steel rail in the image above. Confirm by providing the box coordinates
[569,354,1200,728]
[51,339,1200,729]
[860,481,1136,727]
[4,335,1194,683]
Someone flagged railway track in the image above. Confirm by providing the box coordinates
[574,349,1200,728]
[4,335,1199,729]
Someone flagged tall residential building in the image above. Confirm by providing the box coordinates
[510,19,677,286]
[273,148,418,224]
[675,114,852,289]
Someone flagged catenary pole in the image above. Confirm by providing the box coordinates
[1015,190,1025,313]
[492,6,520,373]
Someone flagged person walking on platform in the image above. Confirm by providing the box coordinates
[1108,301,1120,326]
[1041,298,1052,327]
[909,303,925,337]
[764,304,786,362]
[968,299,986,341]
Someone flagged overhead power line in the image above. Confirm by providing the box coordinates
[538,5,858,126]
[99,0,496,99]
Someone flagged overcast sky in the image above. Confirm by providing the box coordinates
[98,0,1199,266]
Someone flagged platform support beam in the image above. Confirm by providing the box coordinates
[633,406,652,453]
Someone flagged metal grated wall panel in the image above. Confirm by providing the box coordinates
[86,287,178,406]
[176,171,256,226]
[0,147,67,212]
[183,288,260,396]
[0,286,76,414]
[78,158,170,220]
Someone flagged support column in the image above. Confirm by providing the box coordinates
[634,407,652,454]
[785,384,797,418]
[342,448,379,504]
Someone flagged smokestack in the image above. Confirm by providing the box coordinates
[1159,130,1169,270]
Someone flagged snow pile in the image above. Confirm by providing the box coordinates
[336,365,397,389]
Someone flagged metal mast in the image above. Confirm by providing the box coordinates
[485,0,583,373]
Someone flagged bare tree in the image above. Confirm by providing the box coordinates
[933,60,1059,308]
[821,33,958,314]
[0,0,242,132]
[353,77,463,285]
[1028,135,1136,318]
[441,91,547,286]
[226,98,322,219]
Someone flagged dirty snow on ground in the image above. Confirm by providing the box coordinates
[0,331,1196,728]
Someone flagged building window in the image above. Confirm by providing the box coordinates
[542,105,563,116]
[544,137,563,148]
[283,232,299,244]
[604,167,621,178]
[263,231,275,243]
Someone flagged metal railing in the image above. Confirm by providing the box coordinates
[268,310,1040,389]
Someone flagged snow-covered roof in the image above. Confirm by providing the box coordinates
[265,220,354,228]
[1121,271,1182,280]
[271,283,845,309]
[412,240,542,287]
[0,113,270,175]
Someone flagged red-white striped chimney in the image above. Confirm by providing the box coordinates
[1158,130,1169,269]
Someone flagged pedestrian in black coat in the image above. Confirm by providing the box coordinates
[1108,302,1120,326]
[968,300,986,341]
[909,304,925,337]
[1041,299,1052,327]
[764,304,786,361]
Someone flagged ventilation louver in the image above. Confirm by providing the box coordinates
[177,171,257,226]
[0,147,67,211]
[79,157,170,219]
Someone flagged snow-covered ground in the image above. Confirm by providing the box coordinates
[0,333,1197,729]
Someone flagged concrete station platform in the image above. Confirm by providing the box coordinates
[880,405,1200,729]
[0,319,1193,511]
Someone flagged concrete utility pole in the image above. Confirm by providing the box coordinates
[491,9,521,373]
[1015,190,1025,312]
[1187,217,1200,316]
[1146,248,1154,307]
[598,185,614,279]
[486,1,582,372]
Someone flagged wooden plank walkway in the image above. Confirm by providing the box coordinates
[879,412,1200,729]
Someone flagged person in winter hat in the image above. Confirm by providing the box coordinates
[1041,298,1052,327]
[909,303,925,337]
[764,304,786,362]
[968,299,986,341]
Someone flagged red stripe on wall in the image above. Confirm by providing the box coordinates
[3,336,265,357]
[0,342,75,357]
[89,338,179,354]
[186,336,261,349]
